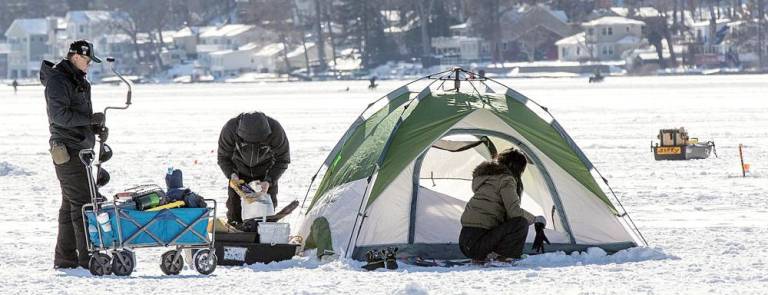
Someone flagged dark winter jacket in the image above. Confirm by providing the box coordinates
[217,112,290,183]
[460,162,534,230]
[40,59,96,151]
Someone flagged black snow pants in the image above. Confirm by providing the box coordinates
[226,177,279,223]
[459,216,529,260]
[53,148,93,268]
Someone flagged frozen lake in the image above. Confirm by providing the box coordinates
[1,74,767,294]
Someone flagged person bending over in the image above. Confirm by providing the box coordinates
[217,111,290,224]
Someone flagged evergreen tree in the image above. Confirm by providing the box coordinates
[336,0,399,68]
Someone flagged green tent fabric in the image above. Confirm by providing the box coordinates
[304,217,333,258]
[309,91,616,213]
[308,92,413,210]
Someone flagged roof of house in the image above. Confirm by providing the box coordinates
[286,42,313,58]
[238,42,261,51]
[5,18,48,36]
[174,26,214,38]
[635,7,660,18]
[254,43,285,57]
[102,33,133,44]
[499,5,573,41]
[555,32,586,46]
[449,23,468,30]
[583,16,645,27]
[66,10,115,23]
[692,19,731,28]
[209,49,234,56]
[200,24,254,38]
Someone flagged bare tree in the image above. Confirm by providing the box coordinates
[313,0,327,72]
[103,0,174,73]
[416,0,436,58]
[466,0,513,63]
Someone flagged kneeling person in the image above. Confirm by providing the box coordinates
[217,111,290,224]
[459,148,548,261]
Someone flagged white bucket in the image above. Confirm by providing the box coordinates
[241,193,274,220]
[258,222,290,245]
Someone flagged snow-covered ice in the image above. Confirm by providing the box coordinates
[1,74,767,294]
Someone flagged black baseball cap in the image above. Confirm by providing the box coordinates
[68,40,102,63]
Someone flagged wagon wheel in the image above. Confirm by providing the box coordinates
[193,249,217,275]
[160,250,184,275]
[88,252,112,276]
[111,250,135,276]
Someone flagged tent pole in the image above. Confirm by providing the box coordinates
[597,173,649,246]
[343,167,379,258]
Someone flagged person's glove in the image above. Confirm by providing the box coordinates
[91,112,105,127]
[259,181,270,193]
[228,173,244,190]
[532,216,550,253]
[95,126,108,142]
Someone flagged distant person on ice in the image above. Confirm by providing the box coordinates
[459,148,550,262]
[41,40,107,269]
[12,79,19,94]
[217,111,290,224]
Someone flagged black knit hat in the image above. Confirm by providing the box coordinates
[68,40,102,63]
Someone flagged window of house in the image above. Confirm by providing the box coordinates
[577,47,581,55]
[588,28,594,35]
[626,26,630,32]
[601,28,606,35]
[602,46,614,56]
[79,25,85,33]
[608,27,613,35]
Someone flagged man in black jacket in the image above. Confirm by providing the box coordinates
[218,111,290,224]
[41,40,107,269]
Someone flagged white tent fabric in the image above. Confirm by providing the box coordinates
[454,109,634,244]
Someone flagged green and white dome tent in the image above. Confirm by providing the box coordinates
[297,68,646,260]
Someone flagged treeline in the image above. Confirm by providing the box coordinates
[1,0,766,69]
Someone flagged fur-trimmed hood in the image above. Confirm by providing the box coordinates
[471,161,513,193]
[472,161,512,178]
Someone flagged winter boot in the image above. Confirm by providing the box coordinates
[384,247,398,270]
[361,250,385,271]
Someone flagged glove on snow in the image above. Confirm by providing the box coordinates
[532,215,550,253]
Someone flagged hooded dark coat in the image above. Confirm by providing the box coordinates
[217,112,290,183]
[460,161,534,230]
[40,59,96,150]
[41,59,97,268]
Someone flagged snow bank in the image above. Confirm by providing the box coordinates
[518,247,675,268]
